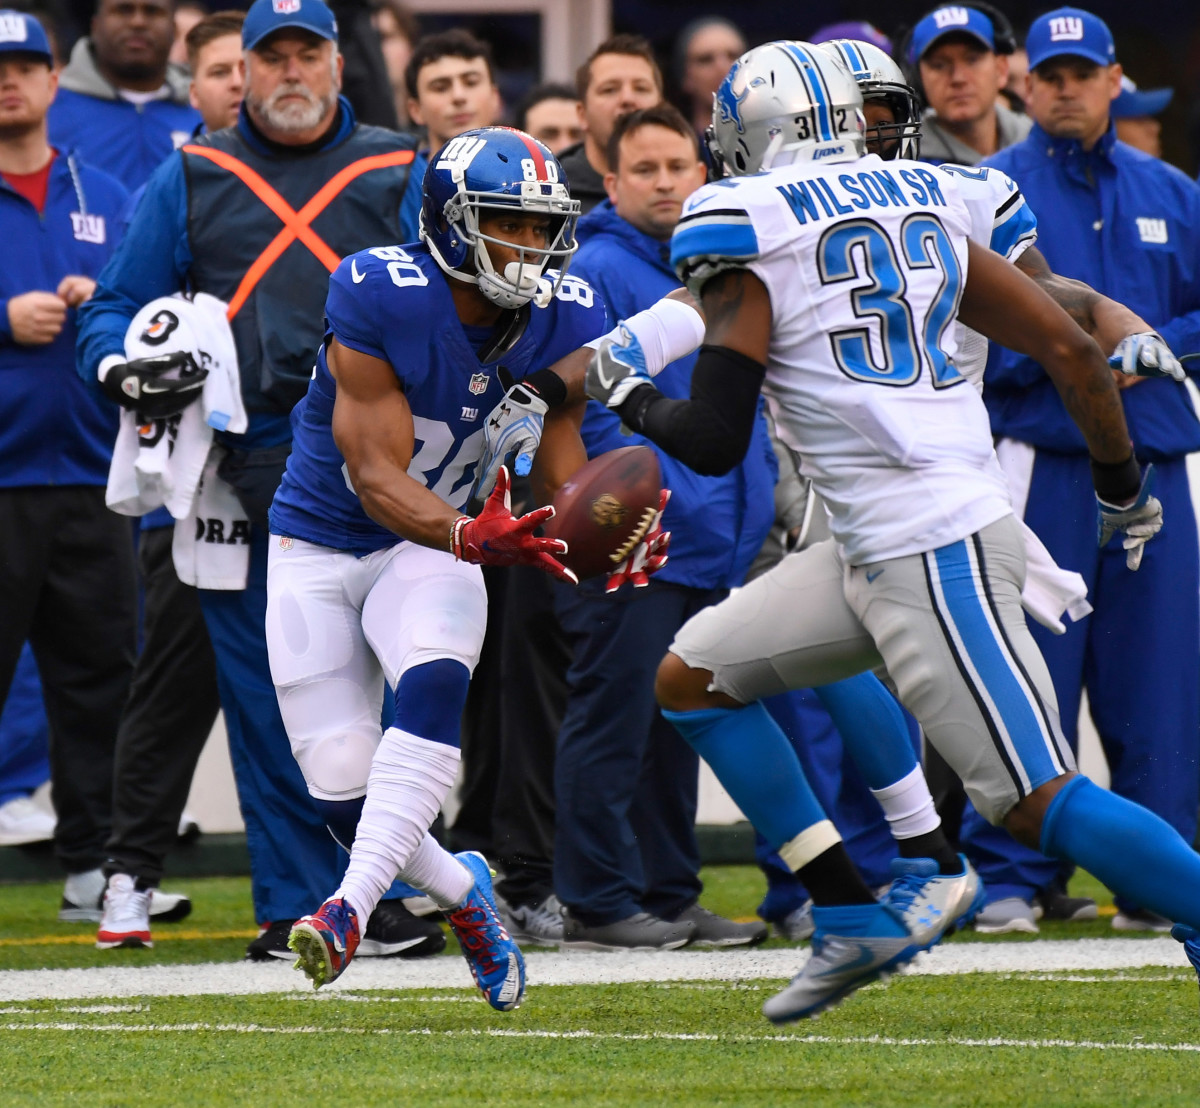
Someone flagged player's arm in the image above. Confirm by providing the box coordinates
[329,338,464,548]
[528,396,588,506]
[585,269,770,477]
[959,241,1137,481]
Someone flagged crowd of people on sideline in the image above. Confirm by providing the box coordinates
[1,0,1198,1001]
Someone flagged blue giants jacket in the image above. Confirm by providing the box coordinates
[983,122,1200,460]
[571,201,778,590]
[0,153,127,487]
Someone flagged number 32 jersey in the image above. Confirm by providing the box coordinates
[671,153,1013,565]
[270,244,608,554]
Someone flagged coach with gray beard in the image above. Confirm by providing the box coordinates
[77,0,437,961]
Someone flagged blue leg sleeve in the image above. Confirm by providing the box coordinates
[662,702,829,851]
[814,672,918,791]
[393,659,471,748]
[1041,776,1200,929]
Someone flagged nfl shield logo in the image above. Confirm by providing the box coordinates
[272,0,301,13]
[468,373,489,395]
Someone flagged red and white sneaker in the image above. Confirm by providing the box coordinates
[96,873,153,949]
[288,898,361,989]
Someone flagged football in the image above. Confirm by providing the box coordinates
[546,446,662,580]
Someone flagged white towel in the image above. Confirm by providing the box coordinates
[172,448,251,590]
[106,293,247,519]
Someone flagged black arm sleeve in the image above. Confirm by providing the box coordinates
[615,344,766,476]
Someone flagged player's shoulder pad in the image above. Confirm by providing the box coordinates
[670,179,764,294]
[534,268,609,346]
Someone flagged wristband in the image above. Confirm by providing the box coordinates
[1090,452,1142,505]
[450,515,470,559]
[522,368,567,409]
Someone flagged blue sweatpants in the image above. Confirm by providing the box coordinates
[0,645,49,806]
[961,452,1200,909]
[198,529,345,924]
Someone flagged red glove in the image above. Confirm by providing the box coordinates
[451,466,578,584]
[605,489,671,593]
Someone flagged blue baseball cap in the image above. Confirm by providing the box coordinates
[1026,8,1116,71]
[1111,75,1172,119]
[0,10,53,64]
[243,0,338,52]
[908,6,995,63]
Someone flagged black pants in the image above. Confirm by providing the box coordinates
[0,486,137,873]
[105,526,222,886]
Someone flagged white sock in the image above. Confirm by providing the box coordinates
[335,728,461,925]
[397,833,472,910]
[870,764,942,841]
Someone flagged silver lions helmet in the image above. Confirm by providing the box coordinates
[708,40,865,176]
[817,39,922,160]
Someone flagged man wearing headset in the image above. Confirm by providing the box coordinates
[907,3,1031,166]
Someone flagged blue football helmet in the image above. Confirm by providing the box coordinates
[421,127,580,310]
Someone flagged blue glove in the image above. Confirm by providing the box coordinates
[1097,463,1163,571]
[470,381,549,500]
[1108,332,1185,382]
[585,323,654,410]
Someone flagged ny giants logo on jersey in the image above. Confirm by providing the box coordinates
[0,13,28,40]
[1048,16,1084,40]
[70,212,106,244]
[933,7,971,28]
[1136,217,1168,244]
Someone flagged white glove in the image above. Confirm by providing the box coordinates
[586,324,654,410]
[1097,464,1164,571]
[1108,332,1185,382]
[471,381,550,500]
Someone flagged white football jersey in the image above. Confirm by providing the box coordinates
[671,153,1013,564]
[938,164,1038,389]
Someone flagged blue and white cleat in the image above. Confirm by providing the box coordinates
[445,851,526,1011]
[762,901,927,1024]
[1171,923,1200,991]
[883,855,984,944]
[288,897,361,989]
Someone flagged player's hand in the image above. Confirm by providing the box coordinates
[1097,463,1163,571]
[1108,332,1185,382]
[101,350,208,419]
[452,466,578,584]
[471,380,550,500]
[605,489,671,593]
[56,275,97,308]
[7,291,67,345]
[586,323,654,410]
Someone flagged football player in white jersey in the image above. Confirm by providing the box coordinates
[586,41,1200,1024]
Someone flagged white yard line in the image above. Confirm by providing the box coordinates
[0,938,1190,1002]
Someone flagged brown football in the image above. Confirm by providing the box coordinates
[545,446,663,580]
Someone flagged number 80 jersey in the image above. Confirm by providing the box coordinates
[670,153,1013,566]
[270,243,608,555]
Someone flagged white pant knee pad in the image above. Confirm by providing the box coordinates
[295,728,379,801]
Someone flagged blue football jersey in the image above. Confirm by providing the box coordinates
[270,244,608,554]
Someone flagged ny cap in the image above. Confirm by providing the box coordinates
[1026,7,1116,71]
[1111,76,1172,119]
[0,10,53,64]
[243,0,338,52]
[909,6,995,63]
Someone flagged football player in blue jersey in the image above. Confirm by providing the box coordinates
[266,127,675,1008]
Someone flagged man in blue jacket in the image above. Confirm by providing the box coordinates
[974,7,1200,931]
[0,11,138,910]
[557,104,773,949]
[48,0,200,192]
[76,0,437,961]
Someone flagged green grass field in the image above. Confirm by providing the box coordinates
[2,867,1198,1107]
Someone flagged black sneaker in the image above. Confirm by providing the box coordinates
[246,919,296,961]
[673,903,768,948]
[359,898,445,958]
[1035,888,1098,922]
[561,908,695,951]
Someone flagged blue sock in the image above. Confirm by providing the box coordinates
[1041,776,1200,929]
[662,702,829,849]
[812,902,908,939]
[815,672,918,790]
[394,659,471,747]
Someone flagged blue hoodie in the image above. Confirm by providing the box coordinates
[571,200,777,590]
[983,122,1200,460]
[0,152,127,486]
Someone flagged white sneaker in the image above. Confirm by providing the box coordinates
[96,874,153,949]
[882,855,984,945]
[972,896,1039,934]
[59,867,193,923]
[0,795,55,845]
[775,901,815,942]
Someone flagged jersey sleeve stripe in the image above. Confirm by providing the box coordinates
[990,195,1038,260]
